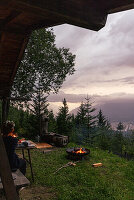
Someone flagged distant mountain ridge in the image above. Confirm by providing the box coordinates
[70,99,134,122]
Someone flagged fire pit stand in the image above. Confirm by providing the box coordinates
[66,147,90,160]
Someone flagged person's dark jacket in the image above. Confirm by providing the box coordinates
[3,136,20,170]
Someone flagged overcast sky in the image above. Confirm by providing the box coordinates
[48,9,134,114]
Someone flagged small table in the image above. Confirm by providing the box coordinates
[16,141,36,182]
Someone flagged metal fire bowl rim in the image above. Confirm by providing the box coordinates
[66,147,90,156]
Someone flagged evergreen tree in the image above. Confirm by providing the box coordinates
[30,86,49,117]
[93,109,112,150]
[106,120,111,130]
[76,97,96,129]
[84,96,96,133]
[56,98,71,136]
[75,102,87,125]
[29,84,49,136]
[97,109,107,127]
[97,109,111,129]
[117,122,124,131]
[75,96,96,143]
[48,110,57,133]
[7,105,36,138]
[76,97,96,130]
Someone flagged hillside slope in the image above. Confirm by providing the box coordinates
[20,145,134,200]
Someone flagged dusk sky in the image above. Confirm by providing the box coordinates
[48,9,134,114]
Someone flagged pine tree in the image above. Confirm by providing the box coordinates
[97,109,111,129]
[97,109,106,127]
[48,110,57,132]
[117,122,124,131]
[56,98,71,136]
[84,96,96,133]
[94,109,112,150]
[29,83,49,136]
[75,96,97,142]
[106,120,111,130]
[75,102,86,125]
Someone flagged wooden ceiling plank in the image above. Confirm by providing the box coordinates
[14,0,107,31]
[28,19,63,31]
[0,10,21,28]
[0,0,12,6]
[109,2,134,13]
[0,26,30,36]
[0,10,11,19]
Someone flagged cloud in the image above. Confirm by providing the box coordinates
[103,10,134,68]
[48,91,99,103]
[48,91,134,105]
[53,24,94,53]
[52,10,134,96]
[84,76,134,84]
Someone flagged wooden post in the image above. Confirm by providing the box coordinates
[0,131,19,200]
[0,98,19,199]
[2,98,10,124]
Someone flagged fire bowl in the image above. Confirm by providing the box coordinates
[66,147,90,160]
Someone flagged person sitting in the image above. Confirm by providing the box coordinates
[2,120,26,175]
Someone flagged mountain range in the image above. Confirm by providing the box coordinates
[70,99,134,123]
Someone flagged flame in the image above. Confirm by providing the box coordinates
[8,132,17,138]
[75,148,86,154]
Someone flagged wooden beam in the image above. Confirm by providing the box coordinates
[0,28,30,35]
[0,1,12,6]
[28,19,62,31]
[109,2,134,13]
[0,10,20,29]
[0,131,19,200]
[15,0,107,31]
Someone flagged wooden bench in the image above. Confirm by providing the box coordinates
[0,170,30,194]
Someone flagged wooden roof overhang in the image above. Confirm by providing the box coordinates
[0,0,134,98]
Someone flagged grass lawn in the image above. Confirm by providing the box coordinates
[20,143,134,200]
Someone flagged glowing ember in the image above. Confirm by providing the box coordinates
[75,148,86,154]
